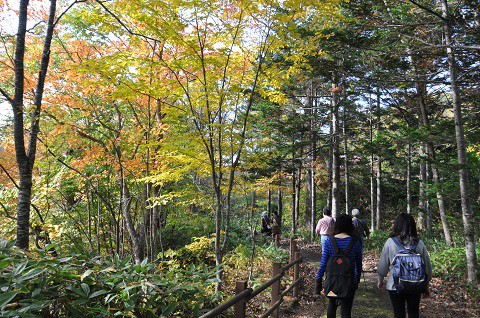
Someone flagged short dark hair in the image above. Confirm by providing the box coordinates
[333,213,356,236]
[322,207,331,216]
[390,213,418,242]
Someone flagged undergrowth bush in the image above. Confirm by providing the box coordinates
[164,236,216,267]
[0,240,219,317]
[365,230,390,252]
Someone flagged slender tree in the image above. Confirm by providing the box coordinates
[3,0,57,249]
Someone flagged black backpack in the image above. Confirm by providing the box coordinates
[391,237,428,294]
[323,236,357,299]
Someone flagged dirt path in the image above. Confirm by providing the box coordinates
[279,241,479,318]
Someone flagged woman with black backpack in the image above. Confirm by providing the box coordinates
[315,213,363,318]
[377,213,432,318]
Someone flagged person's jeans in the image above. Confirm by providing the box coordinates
[327,293,355,318]
[321,235,329,252]
[388,291,421,318]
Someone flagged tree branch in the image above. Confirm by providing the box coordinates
[407,0,447,22]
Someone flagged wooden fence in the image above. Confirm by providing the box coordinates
[199,238,303,318]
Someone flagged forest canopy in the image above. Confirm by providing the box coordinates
[0,0,479,316]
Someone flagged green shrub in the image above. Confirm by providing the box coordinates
[0,240,219,317]
[164,235,216,267]
[365,230,390,252]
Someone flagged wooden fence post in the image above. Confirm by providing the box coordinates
[275,234,280,247]
[234,280,247,318]
[289,238,295,262]
[290,239,297,275]
[293,251,300,298]
[271,263,281,318]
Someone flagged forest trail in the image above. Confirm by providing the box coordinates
[278,240,477,318]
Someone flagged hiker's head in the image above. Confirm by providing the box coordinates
[391,213,418,241]
[322,207,331,217]
[333,213,355,235]
[351,208,360,217]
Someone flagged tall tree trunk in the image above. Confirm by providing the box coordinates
[267,188,272,216]
[310,88,318,241]
[12,0,56,249]
[376,158,382,229]
[278,186,283,226]
[413,52,452,244]
[327,118,333,210]
[305,83,313,227]
[426,162,433,231]
[291,163,297,235]
[331,77,341,218]
[306,166,312,227]
[441,0,478,284]
[406,141,412,214]
[310,165,317,241]
[375,88,381,230]
[418,150,427,230]
[120,173,145,264]
[295,165,301,229]
[343,101,350,215]
[369,93,376,231]
[214,186,224,292]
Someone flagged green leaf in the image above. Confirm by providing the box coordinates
[32,288,41,297]
[81,269,93,281]
[89,289,110,298]
[0,291,18,307]
[12,261,28,276]
[59,257,72,263]
[81,283,90,296]
[0,259,11,269]
[161,303,178,317]
[14,267,45,283]
[18,300,51,312]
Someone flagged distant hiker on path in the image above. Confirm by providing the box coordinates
[315,207,335,251]
[315,214,363,318]
[260,211,272,236]
[377,213,432,318]
[352,208,370,246]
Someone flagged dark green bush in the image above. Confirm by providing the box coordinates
[0,240,219,317]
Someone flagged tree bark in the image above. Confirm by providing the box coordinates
[331,77,341,218]
[310,88,318,241]
[375,88,381,230]
[369,93,376,231]
[406,141,412,214]
[418,149,427,230]
[13,0,56,249]
[278,186,283,226]
[441,0,478,284]
[342,99,350,215]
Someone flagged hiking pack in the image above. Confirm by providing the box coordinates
[353,218,364,237]
[323,236,357,299]
[391,237,428,294]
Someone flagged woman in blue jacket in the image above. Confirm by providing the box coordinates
[315,213,363,318]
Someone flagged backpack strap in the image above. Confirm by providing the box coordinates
[329,235,339,254]
[343,237,357,255]
[392,236,417,252]
[330,235,356,255]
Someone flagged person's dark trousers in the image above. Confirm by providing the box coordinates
[388,291,421,318]
[326,293,355,318]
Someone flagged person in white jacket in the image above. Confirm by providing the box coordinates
[377,213,432,318]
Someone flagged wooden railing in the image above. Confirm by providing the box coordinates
[199,238,303,318]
